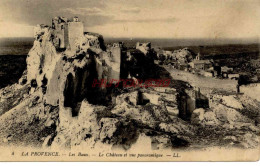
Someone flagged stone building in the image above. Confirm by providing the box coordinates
[220,66,233,78]
[107,42,126,80]
[126,48,145,78]
[189,59,212,71]
[178,88,209,120]
[109,42,123,64]
[189,52,212,71]
[94,42,127,84]
[52,16,84,50]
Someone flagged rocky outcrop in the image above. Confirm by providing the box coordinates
[49,86,196,150]
[20,20,189,150]
[156,47,194,66]
[136,42,151,55]
[173,48,194,63]
[0,17,259,151]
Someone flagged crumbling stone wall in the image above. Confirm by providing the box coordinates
[67,22,84,50]
[51,17,84,50]
[52,17,68,49]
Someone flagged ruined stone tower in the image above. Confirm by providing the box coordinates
[52,16,84,50]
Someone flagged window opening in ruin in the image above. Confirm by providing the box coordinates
[64,73,79,117]
[58,38,61,48]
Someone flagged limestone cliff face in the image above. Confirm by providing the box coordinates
[21,28,194,150]
[25,23,119,120]
[27,26,58,86]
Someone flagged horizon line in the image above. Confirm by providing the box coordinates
[0,36,259,40]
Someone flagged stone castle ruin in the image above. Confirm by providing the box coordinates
[0,15,259,151]
[21,16,188,150]
[34,16,84,51]
[52,16,83,50]
[30,16,158,118]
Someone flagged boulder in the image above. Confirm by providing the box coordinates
[191,108,205,125]
[203,111,219,126]
[222,95,243,109]
[166,106,179,116]
[115,91,139,106]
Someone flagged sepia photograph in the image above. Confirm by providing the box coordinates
[0,0,259,162]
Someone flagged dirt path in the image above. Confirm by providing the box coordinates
[164,66,238,93]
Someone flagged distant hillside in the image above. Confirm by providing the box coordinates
[1,37,259,56]
[163,44,259,58]
[0,55,26,88]
[0,37,33,56]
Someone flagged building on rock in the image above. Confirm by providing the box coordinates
[51,16,84,50]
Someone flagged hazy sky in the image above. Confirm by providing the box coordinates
[0,0,259,39]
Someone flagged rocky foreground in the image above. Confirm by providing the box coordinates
[0,82,259,150]
[0,23,259,151]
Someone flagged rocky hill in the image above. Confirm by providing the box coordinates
[0,17,259,151]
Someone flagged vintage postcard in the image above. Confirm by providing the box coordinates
[0,0,259,162]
